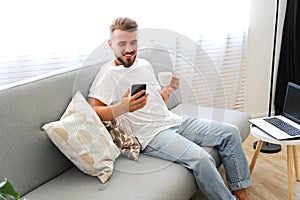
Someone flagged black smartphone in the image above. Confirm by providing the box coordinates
[131,84,147,99]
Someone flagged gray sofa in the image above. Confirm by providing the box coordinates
[0,48,250,200]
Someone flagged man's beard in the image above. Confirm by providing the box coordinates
[116,52,136,68]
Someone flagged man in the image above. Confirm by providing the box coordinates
[88,17,251,200]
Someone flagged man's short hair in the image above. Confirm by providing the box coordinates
[110,17,138,33]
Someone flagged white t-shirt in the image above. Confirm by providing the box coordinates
[88,58,182,150]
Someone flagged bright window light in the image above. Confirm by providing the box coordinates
[0,0,249,58]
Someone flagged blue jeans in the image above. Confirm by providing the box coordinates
[143,117,251,200]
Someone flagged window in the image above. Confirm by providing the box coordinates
[0,0,249,109]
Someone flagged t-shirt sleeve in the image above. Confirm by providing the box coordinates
[146,60,162,90]
[88,70,114,105]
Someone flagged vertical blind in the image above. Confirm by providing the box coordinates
[171,32,247,110]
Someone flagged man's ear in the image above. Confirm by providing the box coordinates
[108,39,113,50]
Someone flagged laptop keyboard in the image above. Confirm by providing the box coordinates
[264,117,300,136]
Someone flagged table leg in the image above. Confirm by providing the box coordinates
[250,140,263,175]
[293,146,299,181]
[287,145,293,200]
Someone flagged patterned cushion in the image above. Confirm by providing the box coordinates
[103,118,141,161]
[42,91,120,183]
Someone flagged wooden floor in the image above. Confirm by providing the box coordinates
[219,134,300,200]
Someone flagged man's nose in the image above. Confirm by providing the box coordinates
[125,44,133,52]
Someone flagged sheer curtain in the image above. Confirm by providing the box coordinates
[0,0,249,109]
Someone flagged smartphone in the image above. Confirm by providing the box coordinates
[131,84,147,99]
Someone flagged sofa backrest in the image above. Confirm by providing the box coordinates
[138,47,182,109]
[0,47,179,196]
[0,59,108,195]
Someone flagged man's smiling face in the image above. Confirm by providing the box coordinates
[109,29,138,67]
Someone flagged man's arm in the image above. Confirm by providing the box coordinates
[160,76,179,105]
[88,89,148,121]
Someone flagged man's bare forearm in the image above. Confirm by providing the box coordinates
[91,103,126,121]
[88,97,126,121]
[88,89,147,121]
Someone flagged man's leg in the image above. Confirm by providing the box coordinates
[143,127,236,200]
[178,117,252,199]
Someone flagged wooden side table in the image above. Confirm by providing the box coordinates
[249,126,300,200]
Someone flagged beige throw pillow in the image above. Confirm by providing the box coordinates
[42,91,120,183]
[102,118,141,161]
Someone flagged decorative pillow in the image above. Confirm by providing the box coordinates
[42,91,120,183]
[102,117,141,161]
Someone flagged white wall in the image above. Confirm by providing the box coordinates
[244,0,286,118]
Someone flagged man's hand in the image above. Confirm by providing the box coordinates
[88,88,148,121]
[120,88,148,113]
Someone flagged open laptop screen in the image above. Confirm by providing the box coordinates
[283,82,300,124]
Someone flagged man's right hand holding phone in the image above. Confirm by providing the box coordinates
[119,88,148,113]
[88,88,148,121]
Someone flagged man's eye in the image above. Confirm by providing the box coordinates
[119,42,126,46]
[131,41,137,45]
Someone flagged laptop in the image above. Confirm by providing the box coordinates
[250,82,300,140]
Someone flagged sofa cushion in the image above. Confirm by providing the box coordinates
[42,91,120,183]
[22,154,197,200]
